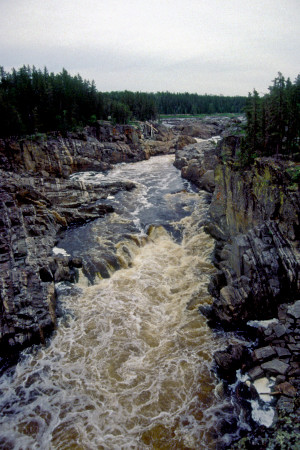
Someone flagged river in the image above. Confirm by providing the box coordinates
[0,154,242,449]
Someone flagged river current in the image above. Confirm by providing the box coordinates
[0,155,241,449]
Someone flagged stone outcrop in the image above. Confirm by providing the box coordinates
[205,151,299,327]
[163,115,245,140]
[0,122,176,356]
[217,301,300,448]
[0,122,176,179]
[194,135,300,446]
[175,129,299,444]
[174,140,219,192]
[172,117,244,193]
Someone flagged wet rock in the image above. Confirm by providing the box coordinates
[0,122,178,356]
[248,365,264,381]
[205,134,300,448]
[0,170,133,354]
[275,346,292,358]
[214,344,249,383]
[273,323,287,338]
[172,116,234,139]
[175,135,197,150]
[209,221,299,327]
[287,343,300,352]
[0,123,175,178]
[69,257,83,268]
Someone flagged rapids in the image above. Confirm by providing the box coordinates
[0,155,242,449]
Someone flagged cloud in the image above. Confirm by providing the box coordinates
[0,0,299,95]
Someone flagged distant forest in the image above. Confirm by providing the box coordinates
[0,65,246,137]
[241,72,300,163]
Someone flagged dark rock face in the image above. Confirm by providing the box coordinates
[214,344,249,383]
[172,118,244,193]
[206,155,299,328]
[228,301,300,448]
[208,221,299,326]
[162,115,245,140]
[0,123,175,356]
[173,116,233,139]
[173,128,299,446]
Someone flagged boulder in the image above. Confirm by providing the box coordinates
[252,346,276,362]
[174,140,218,192]
[214,344,249,382]
[261,359,290,376]
[287,300,300,319]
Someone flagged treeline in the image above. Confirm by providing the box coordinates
[107,91,246,117]
[156,91,246,115]
[0,65,246,137]
[241,72,300,164]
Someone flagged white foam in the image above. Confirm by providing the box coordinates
[250,400,275,427]
[52,247,70,256]
[247,318,278,329]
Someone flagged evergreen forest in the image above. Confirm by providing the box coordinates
[241,72,300,163]
[0,65,246,137]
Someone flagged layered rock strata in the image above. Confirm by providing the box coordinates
[195,136,299,445]
[0,122,176,179]
[165,115,244,139]
[206,150,299,327]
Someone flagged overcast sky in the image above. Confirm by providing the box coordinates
[1,0,299,96]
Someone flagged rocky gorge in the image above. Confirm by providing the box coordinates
[0,116,234,359]
[0,115,299,447]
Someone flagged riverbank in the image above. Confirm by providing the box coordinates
[0,121,177,356]
[174,134,300,447]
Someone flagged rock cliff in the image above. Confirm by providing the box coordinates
[206,142,299,327]
[0,122,175,179]
[0,169,135,355]
[174,134,299,326]
[174,139,219,192]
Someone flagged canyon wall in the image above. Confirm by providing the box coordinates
[206,137,299,327]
